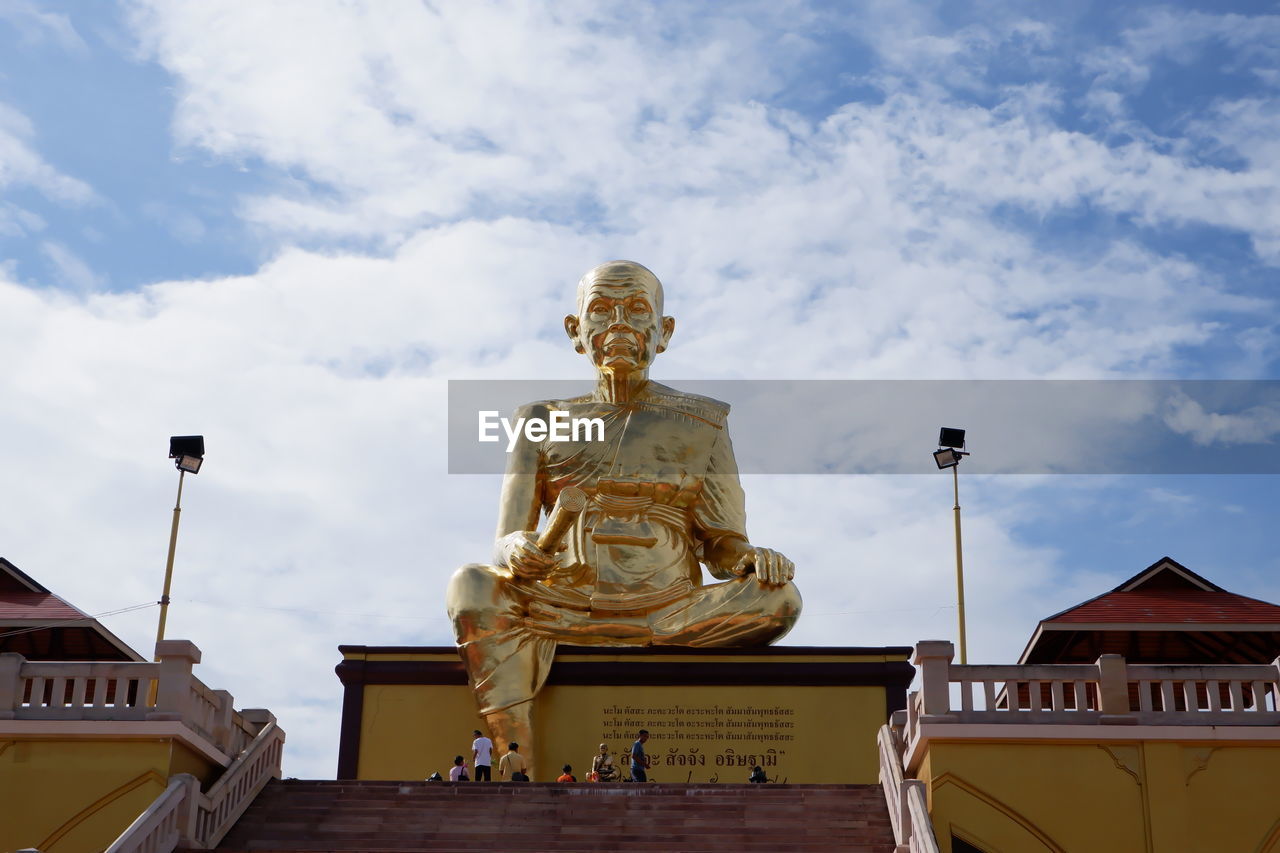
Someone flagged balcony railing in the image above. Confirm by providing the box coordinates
[905,640,1280,752]
[0,639,269,760]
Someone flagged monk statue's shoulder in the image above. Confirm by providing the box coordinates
[513,394,592,418]
[512,400,551,419]
[643,382,730,426]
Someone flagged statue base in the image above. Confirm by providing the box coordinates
[336,645,913,784]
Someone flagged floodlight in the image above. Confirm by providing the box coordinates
[169,435,205,474]
[934,448,962,469]
[938,427,966,449]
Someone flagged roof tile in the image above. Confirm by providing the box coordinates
[1049,590,1280,624]
[0,592,85,621]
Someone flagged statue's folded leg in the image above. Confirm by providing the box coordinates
[650,576,802,647]
[446,563,556,760]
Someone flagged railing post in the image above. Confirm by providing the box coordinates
[1267,656,1280,714]
[903,779,930,849]
[148,640,201,722]
[1097,654,1136,724]
[899,778,916,849]
[241,708,275,732]
[173,773,202,847]
[914,640,955,718]
[0,653,24,719]
[212,689,234,752]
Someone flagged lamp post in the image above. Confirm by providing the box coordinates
[155,435,204,650]
[934,428,969,664]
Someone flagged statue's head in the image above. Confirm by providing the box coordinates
[564,260,675,374]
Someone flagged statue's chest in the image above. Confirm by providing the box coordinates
[543,403,722,492]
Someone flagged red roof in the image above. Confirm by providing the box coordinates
[1048,589,1280,624]
[0,591,85,621]
[0,559,144,661]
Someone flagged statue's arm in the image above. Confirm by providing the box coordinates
[492,403,553,578]
[695,428,753,579]
[697,428,794,587]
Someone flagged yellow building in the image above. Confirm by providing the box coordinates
[0,559,285,853]
[881,558,1280,853]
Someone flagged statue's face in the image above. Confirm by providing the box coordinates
[566,266,674,372]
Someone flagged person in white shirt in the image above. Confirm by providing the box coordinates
[472,729,494,781]
[449,755,469,782]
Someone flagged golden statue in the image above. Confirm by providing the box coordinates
[447,260,801,765]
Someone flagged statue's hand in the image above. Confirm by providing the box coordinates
[496,530,557,580]
[731,547,795,588]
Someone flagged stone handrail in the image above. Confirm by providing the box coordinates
[105,713,285,852]
[879,721,940,853]
[190,714,285,847]
[877,723,904,842]
[104,773,193,853]
[0,640,271,759]
[904,780,936,853]
[909,640,1280,743]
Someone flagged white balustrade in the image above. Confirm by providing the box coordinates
[190,716,285,847]
[887,642,1280,853]
[105,717,286,852]
[104,775,194,853]
[906,640,1280,747]
[1,658,159,720]
[879,718,941,853]
[0,643,276,758]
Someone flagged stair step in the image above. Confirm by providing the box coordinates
[207,780,896,853]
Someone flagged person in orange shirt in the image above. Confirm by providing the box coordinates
[556,764,576,783]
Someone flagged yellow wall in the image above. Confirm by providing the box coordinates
[350,653,893,784]
[0,737,223,853]
[357,683,486,780]
[535,683,885,784]
[921,738,1280,853]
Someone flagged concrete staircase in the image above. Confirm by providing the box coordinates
[204,779,896,852]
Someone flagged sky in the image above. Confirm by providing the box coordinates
[1,0,1278,779]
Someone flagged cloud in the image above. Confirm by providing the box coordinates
[141,201,207,244]
[0,101,96,209]
[40,241,105,291]
[126,1,793,241]
[0,200,43,237]
[0,0,87,53]
[1163,390,1280,446]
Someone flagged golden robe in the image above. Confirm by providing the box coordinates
[447,383,801,715]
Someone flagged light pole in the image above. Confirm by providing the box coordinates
[155,435,204,650]
[933,428,969,664]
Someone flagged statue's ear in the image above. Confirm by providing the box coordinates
[656,315,675,353]
[564,314,585,353]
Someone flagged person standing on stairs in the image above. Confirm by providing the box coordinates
[499,741,530,781]
[472,729,494,782]
[629,730,651,782]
